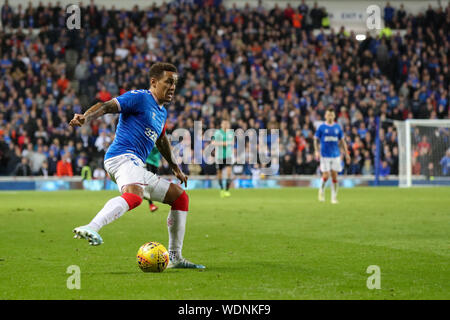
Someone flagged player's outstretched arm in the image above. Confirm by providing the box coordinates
[156,134,188,187]
[69,99,119,127]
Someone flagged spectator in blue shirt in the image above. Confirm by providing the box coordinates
[349,157,362,175]
[387,88,399,110]
[384,2,395,27]
[440,150,450,176]
[380,160,391,177]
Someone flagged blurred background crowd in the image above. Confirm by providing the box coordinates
[0,0,448,179]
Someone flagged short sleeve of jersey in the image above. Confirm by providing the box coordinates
[337,125,344,140]
[314,125,322,139]
[114,90,143,114]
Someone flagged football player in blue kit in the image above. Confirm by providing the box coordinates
[314,107,350,204]
[69,62,205,269]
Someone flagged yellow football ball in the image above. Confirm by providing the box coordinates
[136,242,169,273]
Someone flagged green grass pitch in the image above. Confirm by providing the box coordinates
[0,187,449,300]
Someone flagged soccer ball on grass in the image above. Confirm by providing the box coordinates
[136,241,169,273]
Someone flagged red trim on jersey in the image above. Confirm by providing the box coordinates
[161,122,167,137]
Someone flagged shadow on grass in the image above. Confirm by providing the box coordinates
[106,271,138,275]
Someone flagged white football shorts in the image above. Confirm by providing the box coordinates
[104,153,171,202]
[320,156,342,173]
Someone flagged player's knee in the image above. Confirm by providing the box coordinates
[121,192,143,210]
[331,172,338,183]
[122,184,144,198]
[171,190,189,212]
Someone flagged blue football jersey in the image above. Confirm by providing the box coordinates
[314,123,343,158]
[105,89,167,163]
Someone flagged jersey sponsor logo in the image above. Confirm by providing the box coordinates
[130,89,149,94]
[145,127,158,142]
[324,136,339,142]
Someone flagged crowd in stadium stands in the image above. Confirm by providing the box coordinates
[0,0,448,179]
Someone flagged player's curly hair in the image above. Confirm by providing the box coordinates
[149,62,178,80]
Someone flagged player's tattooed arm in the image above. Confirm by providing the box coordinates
[84,100,119,122]
[156,134,188,187]
[313,137,320,161]
[69,99,119,127]
[340,138,351,163]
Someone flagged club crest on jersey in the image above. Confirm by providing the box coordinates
[144,127,158,142]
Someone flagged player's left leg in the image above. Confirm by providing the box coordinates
[330,156,342,204]
[330,170,339,204]
[162,183,205,269]
[216,165,225,198]
[224,164,232,197]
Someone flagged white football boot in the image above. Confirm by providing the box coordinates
[168,257,206,269]
[318,189,325,202]
[73,226,104,246]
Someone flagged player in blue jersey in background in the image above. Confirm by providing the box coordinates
[69,62,205,269]
[314,107,350,204]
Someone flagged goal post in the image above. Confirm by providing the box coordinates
[394,119,450,187]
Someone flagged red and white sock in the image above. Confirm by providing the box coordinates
[167,191,189,261]
[331,179,338,200]
[87,193,142,232]
[320,177,328,193]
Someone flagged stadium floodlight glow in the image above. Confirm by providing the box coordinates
[355,34,366,41]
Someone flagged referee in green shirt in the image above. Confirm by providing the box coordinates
[146,147,161,212]
[213,119,234,198]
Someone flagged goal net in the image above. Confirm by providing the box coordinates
[395,120,450,187]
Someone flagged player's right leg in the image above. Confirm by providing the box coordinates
[73,184,143,245]
[73,154,145,245]
[319,172,328,202]
[319,158,330,202]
